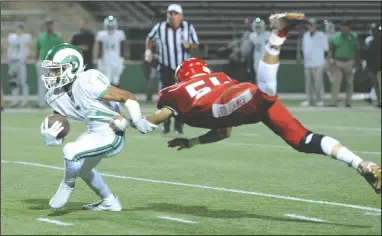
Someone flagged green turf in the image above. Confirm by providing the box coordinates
[1,103,381,235]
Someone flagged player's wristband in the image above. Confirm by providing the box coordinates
[124,99,142,123]
[189,137,201,147]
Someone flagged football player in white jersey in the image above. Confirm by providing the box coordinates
[96,16,126,87]
[7,23,32,107]
[251,18,272,74]
[323,20,336,83]
[40,43,157,211]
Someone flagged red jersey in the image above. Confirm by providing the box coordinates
[157,72,277,129]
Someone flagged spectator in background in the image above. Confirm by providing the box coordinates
[7,23,32,108]
[328,20,360,107]
[365,23,381,108]
[71,18,95,70]
[301,18,328,107]
[96,16,126,87]
[239,18,256,83]
[35,19,63,108]
[145,4,199,135]
[323,20,336,84]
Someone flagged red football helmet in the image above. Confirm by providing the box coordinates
[175,58,211,83]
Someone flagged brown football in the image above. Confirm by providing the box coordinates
[48,114,70,139]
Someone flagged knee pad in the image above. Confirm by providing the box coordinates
[62,142,76,161]
[299,131,325,154]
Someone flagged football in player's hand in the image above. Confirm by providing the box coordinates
[48,114,70,139]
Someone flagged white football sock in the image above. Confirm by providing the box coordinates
[257,60,279,96]
[320,136,363,169]
[337,147,363,169]
[80,169,113,200]
[63,159,82,188]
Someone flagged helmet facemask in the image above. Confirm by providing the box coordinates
[41,60,77,89]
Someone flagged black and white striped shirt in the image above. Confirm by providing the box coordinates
[148,20,199,70]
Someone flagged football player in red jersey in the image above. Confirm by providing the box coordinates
[142,13,381,195]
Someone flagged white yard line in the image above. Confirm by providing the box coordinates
[365,211,381,216]
[284,214,327,222]
[157,216,198,224]
[2,126,380,156]
[2,160,381,213]
[36,218,73,226]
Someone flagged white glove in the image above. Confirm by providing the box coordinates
[40,117,64,146]
[134,116,158,134]
[110,116,129,132]
[145,49,153,62]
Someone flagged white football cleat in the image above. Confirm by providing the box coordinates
[300,100,310,107]
[316,101,324,107]
[82,196,122,211]
[49,182,74,209]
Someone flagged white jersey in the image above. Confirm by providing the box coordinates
[7,33,32,62]
[251,31,272,60]
[46,69,120,134]
[96,30,126,64]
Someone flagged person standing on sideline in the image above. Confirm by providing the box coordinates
[96,16,126,87]
[365,23,381,108]
[35,19,63,108]
[301,18,328,107]
[145,4,199,135]
[71,18,95,70]
[323,20,336,85]
[328,20,360,107]
[7,23,32,108]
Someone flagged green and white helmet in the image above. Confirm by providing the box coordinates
[104,15,118,31]
[41,43,85,89]
[252,18,265,33]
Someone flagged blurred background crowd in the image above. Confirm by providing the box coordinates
[1,1,381,111]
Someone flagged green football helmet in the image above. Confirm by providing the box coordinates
[252,18,266,34]
[41,43,85,89]
[104,15,118,31]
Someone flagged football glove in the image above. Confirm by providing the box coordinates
[134,116,158,134]
[110,115,129,132]
[40,117,64,146]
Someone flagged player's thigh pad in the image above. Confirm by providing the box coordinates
[62,132,125,161]
[262,101,309,150]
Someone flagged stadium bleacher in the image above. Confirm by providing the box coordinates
[1,1,381,61]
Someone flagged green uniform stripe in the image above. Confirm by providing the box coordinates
[73,135,123,161]
[97,86,111,100]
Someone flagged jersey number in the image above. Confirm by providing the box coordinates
[185,76,231,100]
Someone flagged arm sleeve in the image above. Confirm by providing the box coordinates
[79,70,111,100]
[189,23,200,45]
[148,23,160,40]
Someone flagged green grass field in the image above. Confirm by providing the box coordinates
[1,102,381,235]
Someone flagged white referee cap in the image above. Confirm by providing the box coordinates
[167,4,183,14]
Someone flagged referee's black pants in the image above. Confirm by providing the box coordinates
[160,66,184,133]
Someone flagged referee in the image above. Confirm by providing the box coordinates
[145,4,199,135]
